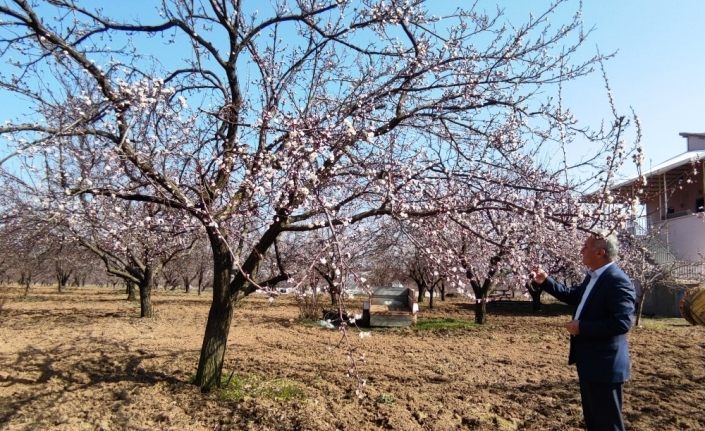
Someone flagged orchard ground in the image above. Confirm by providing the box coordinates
[1,286,703,431]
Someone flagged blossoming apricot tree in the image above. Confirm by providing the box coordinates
[0,0,640,391]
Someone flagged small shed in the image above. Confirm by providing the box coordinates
[641,283,689,317]
[364,287,418,327]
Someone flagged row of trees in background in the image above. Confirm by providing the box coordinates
[0,213,215,298]
[0,205,677,320]
[0,0,647,391]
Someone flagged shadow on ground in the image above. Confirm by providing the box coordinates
[0,340,193,428]
[449,300,573,317]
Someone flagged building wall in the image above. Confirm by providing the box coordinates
[655,214,705,261]
[645,196,661,228]
[643,168,705,262]
[644,169,704,221]
[686,135,705,151]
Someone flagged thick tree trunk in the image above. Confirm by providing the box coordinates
[471,280,491,324]
[195,239,234,392]
[429,287,435,309]
[195,292,234,391]
[417,284,426,303]
[138,267,155,318]
[195,223,280,392]
[183,276,191,293]
[474,295,488,324]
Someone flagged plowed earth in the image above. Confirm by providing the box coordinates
[1,286,704,431]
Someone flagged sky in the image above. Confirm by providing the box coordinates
[1,0,704,181]
[540,0,705,179]
[451,0,705,180]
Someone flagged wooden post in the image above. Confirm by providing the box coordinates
[657,172,662,222]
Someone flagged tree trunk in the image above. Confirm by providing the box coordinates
[126,281,137,301]
[635,288,646,327]
[316,268,339,306]
[527,282,543,312]
[21,270,31,296]
[326,278,340,306]
[440,281,446,301]
[465,247,506,325]
[417,283,426,303]
[183,276,191,293]
[329,290,340,306]
[195,239,234,392]
[197,266,205,295]
[530,290,542,312]
[471,280,491,324]
[195,223,280,392]
[475,295,487,324]
[138,267,155,318]
[56,271,71,293]
[429,287,435,309]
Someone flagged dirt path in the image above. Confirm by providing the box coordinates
[1,286,703,430]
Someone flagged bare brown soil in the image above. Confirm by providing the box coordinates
[1,286,704,431]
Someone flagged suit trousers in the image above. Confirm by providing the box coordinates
[578,379,625,431]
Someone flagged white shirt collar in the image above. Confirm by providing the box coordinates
[575,261,615,320]
[588,261,614,279]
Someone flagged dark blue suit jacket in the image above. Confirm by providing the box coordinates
[540,263,636,383]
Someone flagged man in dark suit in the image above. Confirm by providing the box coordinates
[532,232,636,431]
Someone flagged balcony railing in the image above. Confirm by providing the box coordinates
[670,262,705,282]
[625,217,705,283]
